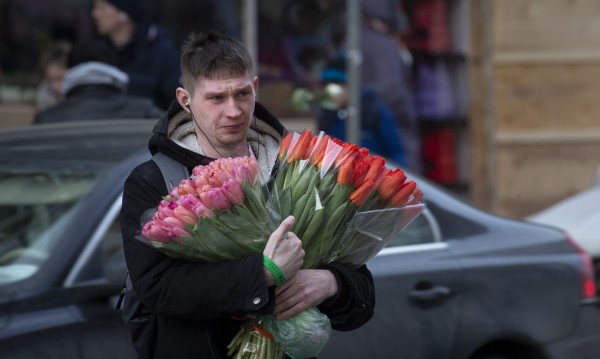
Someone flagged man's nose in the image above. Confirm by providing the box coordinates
[224,98,242,117]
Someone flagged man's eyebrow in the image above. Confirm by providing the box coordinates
[204,84,253,97]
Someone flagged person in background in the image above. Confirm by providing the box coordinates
[35,41,72,112]
[120,30,375,358]
[34,42,163,124]
[317,54,407,168]
[360,0,421,173]
[91,0,181,110]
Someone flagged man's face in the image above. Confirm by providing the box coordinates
[189,73,257,151]
[91,0,122,36]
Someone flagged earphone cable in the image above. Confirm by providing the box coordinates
[189,110,226,159]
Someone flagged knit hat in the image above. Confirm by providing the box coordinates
[105,0,145,22]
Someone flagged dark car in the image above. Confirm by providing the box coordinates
[0,120,599,359]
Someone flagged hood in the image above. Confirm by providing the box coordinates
[148,100,287,177]
[61,61,129,96]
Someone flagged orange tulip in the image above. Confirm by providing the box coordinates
[334,142,358,167]
[288,130,312,163]
[364,155,386,184]
[351,159,370,188]
[377,168,407,200]
[354,147,370,164]
[406,188,423,206]
[349,178,376,206]
[311,135,331,167]
[307,135,318,159]
[279,132,293,159]
[336,156,355,185]
[389,180,417,207]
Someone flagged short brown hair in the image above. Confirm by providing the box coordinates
[180,30,254,93]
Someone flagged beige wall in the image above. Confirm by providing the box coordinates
[470,0,600,218]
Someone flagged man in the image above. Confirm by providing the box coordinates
[34,42,163,124]
[91,0,181,110]
[120,30,375,358]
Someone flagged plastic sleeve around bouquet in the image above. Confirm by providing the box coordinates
[262,307,331,359]
[333,204,425,267]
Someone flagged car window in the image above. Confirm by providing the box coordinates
[0,171,97,284]
[386,207,440,248]
[100,219,128,286]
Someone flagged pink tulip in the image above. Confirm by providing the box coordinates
[178,194,201,211]
[142,221,173,243]
[173,206,198,225]
[169,226,190,240]
[193,201,215,218]
[177,179,196,196]
[221,178,245,205]
[193,173,210,188]
[232,166,253,186]
[163,216,186,230]
[200,188,231,211]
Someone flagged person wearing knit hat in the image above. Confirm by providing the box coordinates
[103,0,145,23]
[91,0,181,110]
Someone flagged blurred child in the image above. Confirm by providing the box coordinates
[35,41,72,111]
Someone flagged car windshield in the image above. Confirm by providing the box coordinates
[0,167,98,284]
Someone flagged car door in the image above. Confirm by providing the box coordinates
[319,209,465,359]
[0,196,137,359]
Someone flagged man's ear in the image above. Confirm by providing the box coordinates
[252,76,259,95]
[175,87,190,111]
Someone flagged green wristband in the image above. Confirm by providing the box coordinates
[263,256,286,286]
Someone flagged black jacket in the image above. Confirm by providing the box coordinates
[34,84,163,124]
[120,101,375,358]
[111,23,181,110]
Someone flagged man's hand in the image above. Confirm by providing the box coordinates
[274,269,338,320]
[263,216,304,286]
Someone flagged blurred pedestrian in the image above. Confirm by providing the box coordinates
[91,0,181,110]
[360,0,422,173]
[34,41,72,112]
[317,54,407,167]
[34,42,163,124]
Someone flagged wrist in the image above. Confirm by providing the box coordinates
[263,266,275,287]
[263,255,286,286]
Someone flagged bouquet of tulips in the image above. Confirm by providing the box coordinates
[139,130,424,359]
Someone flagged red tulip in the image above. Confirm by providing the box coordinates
[279,132,293,159]
[389,180,417,207]
[336,156,355,185]
[334,142,358,167]
[349,178,376,206]
[406,188,423,206]
[364,155,386,185]
[351,160,370,188]
[377,168,407,200]
[287,130,312,163]
[310,134,331,167]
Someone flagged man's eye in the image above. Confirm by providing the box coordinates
[238,91,250,98]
